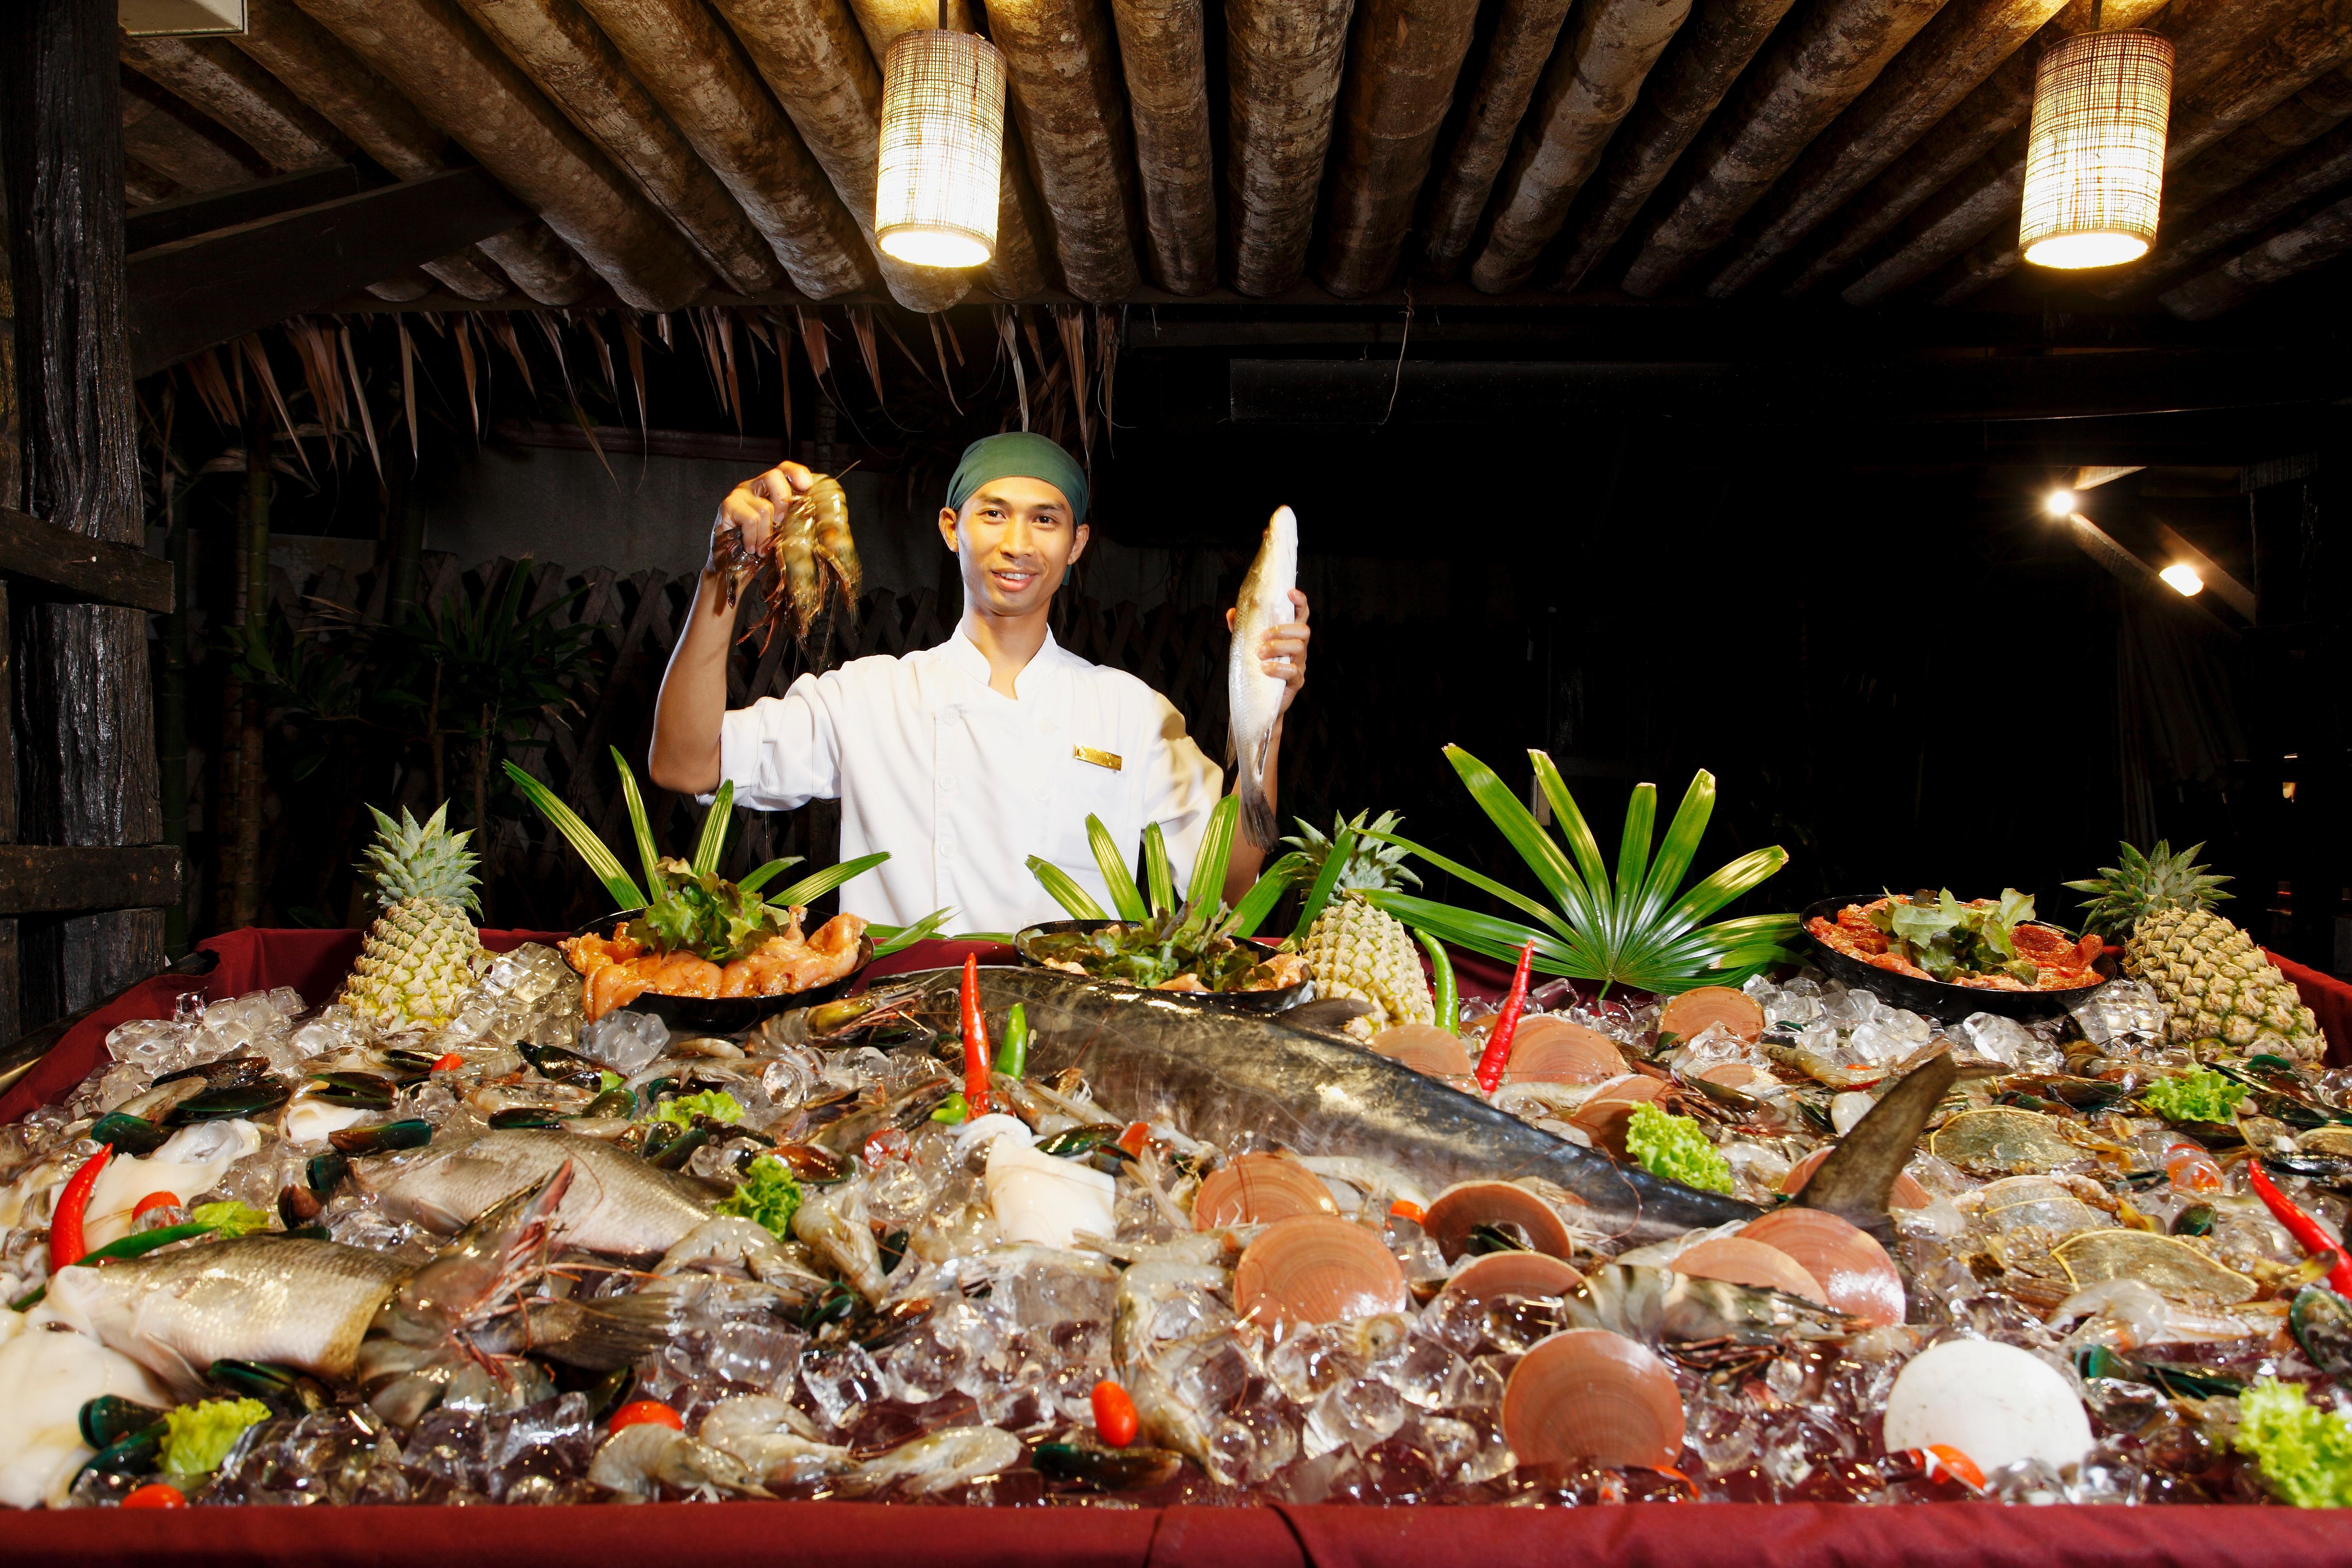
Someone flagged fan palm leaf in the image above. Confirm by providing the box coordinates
[1361,746,1801,995]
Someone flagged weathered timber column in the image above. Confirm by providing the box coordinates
[0,0,166,1019]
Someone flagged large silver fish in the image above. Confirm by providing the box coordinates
[1226,505,1297,849]
[902,967,1945,1244]
[378,1130,722,1254]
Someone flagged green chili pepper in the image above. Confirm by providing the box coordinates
[10,1220,218,1310]
[994,1003,1030,1078]
[931,1091,970,1124]
[1414,928,1458,1036]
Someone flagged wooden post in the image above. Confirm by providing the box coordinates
[0,102,20,1046]
[159,481,189,955]
[1,0,167,1022]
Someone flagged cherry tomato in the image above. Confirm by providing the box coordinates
[431,1052,464,1073]
[609,1400,683,1432]
[1091,1379,1139,1449]
[132,1191,183,1220]
[1388,1199,1428,1226]
[121,1483,186,1509]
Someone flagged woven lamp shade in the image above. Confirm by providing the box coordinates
[876,29,1005,269]
[2019,30,2173,270]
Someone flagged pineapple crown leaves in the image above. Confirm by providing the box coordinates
[1356,748,1801,995]
[1282,810,1421,895]
[357,802,482,916]
[2063,839,2234,940]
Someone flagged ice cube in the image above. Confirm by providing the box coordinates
[578,1009,670,1074]
[799,1344,884,1431]
[1956,1011,2034,1066]
[710,1320,809,1391]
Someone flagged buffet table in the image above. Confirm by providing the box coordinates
[7,928,2352,1556]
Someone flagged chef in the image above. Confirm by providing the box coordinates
[649,432,1311,933]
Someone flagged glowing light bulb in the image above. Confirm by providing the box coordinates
[2159,562,2203,596]
[874,30,1005,270]
[2043,489,2076,518]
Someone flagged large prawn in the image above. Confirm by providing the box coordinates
[715,471,861,653]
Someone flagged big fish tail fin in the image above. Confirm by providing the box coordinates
[1239,772,1277,850]
[1791,1051,1957,1245]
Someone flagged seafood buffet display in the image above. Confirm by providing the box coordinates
[4,766,2352,1517]
[1807,891,2107,991]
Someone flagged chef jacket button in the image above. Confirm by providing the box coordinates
[939,771,957,791]
[939,841,957,860]
[1034,785,1050,802]
[1039,719,1055,735]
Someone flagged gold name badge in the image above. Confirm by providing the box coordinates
[1073,746,1123,771]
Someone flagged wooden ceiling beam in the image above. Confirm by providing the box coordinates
[124,162,358,249]
[1700,0,2063,299]
[119,75,265,192]
[2161,189,2352,320]
[119,34,348,173]
[291,0,709,310]
[1465,0,1692,294]
[124,160,182,208]
[226,0,580,303]
[1315,0,1485,296]
[705,0,969,310]
[2127,116,2352,297]
[989,0,1144,302]
[1225,0,1357,296]
[1547,0,1798,292]
[1107,0,1217,293]
[568,0,874,299]
[1414,0,1573,279]
[2161,65,2352,222]
[456,0,784,296]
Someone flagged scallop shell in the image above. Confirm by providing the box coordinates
[1192,1153,1340,1230]
[1656,985,1766,1046]
[1670,1237,1827,1306]
[1883,1339,2093,1473]
[1421,1179,1576,1263]
[1697,1062,1777,1092]
[1233,1215,1410,1333]
[1501,1329,1685,1472]
[1366,1023,1475,1078]
[1503,1017,1625,1084]
[1436,1249,1585,1311]
[1738,1209,1905,1327]
[1779,1145,1933,1210]
[1568,1074,1672,1158]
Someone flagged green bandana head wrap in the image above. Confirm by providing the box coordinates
[945,432,1088,524]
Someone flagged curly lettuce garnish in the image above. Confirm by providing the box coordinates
[160,1397,273,1478]
[1867,888,2040,984]
[631,858,798,965]
[189,1201,273,1238]
[715,1155,802,1238]
[650,1090,743,1128]
[1625,1104,1734,1194]
[2141,1067,2249,1124]
[2236,1377,2352,1507]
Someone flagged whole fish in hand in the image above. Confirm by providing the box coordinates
[1228,505,1298,849]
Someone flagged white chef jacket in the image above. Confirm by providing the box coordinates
[715,627,1226,933]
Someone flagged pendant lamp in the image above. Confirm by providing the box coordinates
[874,23,1006,269]
[2019,27,2174,269]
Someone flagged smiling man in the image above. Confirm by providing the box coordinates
[650,432,1310,932]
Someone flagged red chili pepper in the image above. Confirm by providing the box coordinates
[1473,940,1538,1094]
[121,1483,187,1509]
[131,1191,181,1221]
[1117,1122,1150,1157]
[2249,1159,2352,1296]
[431,1052,464,1073]
[609,1399,683,1432]
[1388,1199,1428,1226]
[960,955,993,1120]
[49,1146,112,1273]
[1091,1379,1140,1448]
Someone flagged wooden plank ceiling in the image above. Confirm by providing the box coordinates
[113,0,2352,320]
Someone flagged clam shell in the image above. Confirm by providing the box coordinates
[1422,1179,1576,1263]
[1697,1062,1776,1092]
[1366,1023,1475,1078]
[1233,1215,1409,1332]
[1503,1017,1625,1084]
[1670,1237,1827,1306]
[1738,1209,1906,1327]
[1192,1153,1340,1230]
[1437,1249,1584,1311]
[1779,1145,1933,1210]
[1656,986,1765,1046]
[1501,1328,1684,1472]
[1883,1339,2093,1473]
[1568,1074,1672,1158]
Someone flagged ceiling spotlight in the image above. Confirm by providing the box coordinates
[2159,562,2204,596]
[2043,489,2076,518]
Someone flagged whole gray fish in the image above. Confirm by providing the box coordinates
[1226,505,1298,849]
[377,1130,722,1254]
[903,967,1938,1243]
[47,1238,409,1395]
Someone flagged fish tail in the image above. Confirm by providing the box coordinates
[1239,770,1277,851]
[1791,1051,1957,1243]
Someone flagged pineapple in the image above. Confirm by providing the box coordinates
[2065,840,2323,1062]
[1287,811,1433,1033]
[340,804,488,1031]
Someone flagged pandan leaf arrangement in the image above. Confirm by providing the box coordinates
[1025,795,1312,939]
[1360,747,1802,995]
[505,748,948,960]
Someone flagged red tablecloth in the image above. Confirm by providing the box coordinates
[8,929,2352,1554]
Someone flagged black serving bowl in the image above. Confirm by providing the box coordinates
[1011,918,1311,1014]
[1799,893,2113,1024]
[566,910,874,1034]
